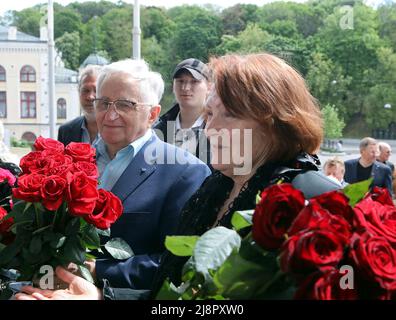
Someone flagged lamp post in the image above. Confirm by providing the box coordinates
[48,0,56,138]
[132,0,141,60]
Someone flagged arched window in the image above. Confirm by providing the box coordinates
[0,66,5,81]
[20,65,36,82]
[57,98,67,119]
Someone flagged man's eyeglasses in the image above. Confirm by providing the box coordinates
[93,98,151,114]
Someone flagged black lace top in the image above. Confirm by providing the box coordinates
[150,153,320,295]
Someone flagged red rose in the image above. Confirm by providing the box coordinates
[367,186,394,206]
[34,136,64,153]
[280,229,345,275]
[288,200,351,245]
[65,142,96,163]
[19,151,43,174]
[13,174,46,202]
[252,183,306,250]
[294,268,358,300]
[71,162,98,179]
[46,164,73,179]
[311,190,354,223]
[0,206,13,234]
[66,172,98,216]
[349,232,396,291]
[353,197,396,246]
[0,168,16,186]
[85,189,123,230]
[40,175,67,211]
[37,152,73,176]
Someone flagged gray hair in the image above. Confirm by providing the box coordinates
[378,141,391,152]
[359,137,377,151]
[78,65,102,90]
[96,59,164,105]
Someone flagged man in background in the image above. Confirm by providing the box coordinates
[57,65,102,145]
[154,58,211,165]
[377,141,396,195]
[344,137,393,195]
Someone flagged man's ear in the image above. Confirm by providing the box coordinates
[148,105,161,125]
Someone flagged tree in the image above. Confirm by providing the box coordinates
[101,7,133,61]
[322,104,345,139]
[12,7,43,37]
[55,32,80,70]
[214,24,272,55]
[67,0,118,23]
[79,16,106,64]
[54,7,83,39]
[141,6,175,43]
[170,6,222,61]
[220,4,259,35]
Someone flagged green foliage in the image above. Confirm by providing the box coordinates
[343,178,373,207]
[54,8,82,39]
[231,210,253,231]
[104,238,134,260]
[55,31,80,70]
[322,104,345,139]
[165,235,199,257]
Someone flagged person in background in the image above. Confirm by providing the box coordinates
[154,58,211,165]
[57,65,102,146]
[344,137,393,195]
[377,141,396,196]
[323,158,348,187]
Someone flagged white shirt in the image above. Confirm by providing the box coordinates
[174,112,204,155]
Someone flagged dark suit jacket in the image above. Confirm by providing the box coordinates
[95,134,211,289]
[344,158,393,195]
[57,116,85,146]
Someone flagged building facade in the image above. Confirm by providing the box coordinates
[0,26,79,143]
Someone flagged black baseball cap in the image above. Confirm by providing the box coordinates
[172,58,209,81]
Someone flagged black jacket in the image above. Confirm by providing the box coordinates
[153,104,211,166]
[57,116,85,146]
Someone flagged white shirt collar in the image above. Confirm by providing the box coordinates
[175,112,205,131]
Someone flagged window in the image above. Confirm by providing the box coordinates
[21,92,36,118]
[20,65,36,82]
[0,66,5,81]
[0,92,6,117]
[57,98,66,119]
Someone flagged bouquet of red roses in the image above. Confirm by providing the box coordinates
[159,179,396,300]
[0,137,129,287]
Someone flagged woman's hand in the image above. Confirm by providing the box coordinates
[15,266,103,300]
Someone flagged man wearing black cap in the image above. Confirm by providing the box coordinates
[154,58,211,165]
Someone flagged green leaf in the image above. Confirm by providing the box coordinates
[50,235,66,249]
[0,240,23,266]
[96,228,110,238]
[32,225,52,235]
[85,253,97,260]
[256,191,261,204]
[165,236,199,257]
[104,238,134,260]
[213,249,279,299]
[231,210,253,231]
[78,265,94,283]
[193,227,241,275]
[61,237,85,265]
[29,236,42,255]
[343,178,373,207]
[155,279,182,300]
[65,218,80,236]
[81,224,100,249]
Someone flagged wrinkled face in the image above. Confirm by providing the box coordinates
[95,73,159,152]
[79,75,97,120]
[361,144,379,164]
[204,88,263,177]
[173,71,209,110]
[379,145,392,162]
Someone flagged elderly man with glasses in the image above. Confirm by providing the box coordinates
[82,59,211,290]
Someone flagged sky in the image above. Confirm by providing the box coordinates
[0,0,388,16]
